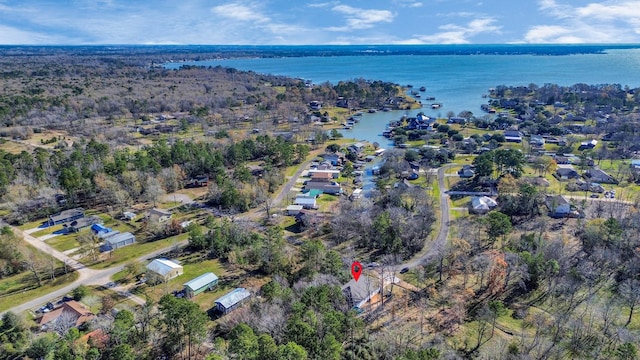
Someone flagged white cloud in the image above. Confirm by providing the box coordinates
[526,0,640,43]
[411,17,501,44]
[211,3,270,23]
[328,5,394,31]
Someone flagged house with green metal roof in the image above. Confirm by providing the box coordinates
[183,272,218,298]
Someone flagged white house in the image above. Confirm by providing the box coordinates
[545,195,571,217]
[146,258,183,284]
[147,208,172,223]
[470,196,498,214]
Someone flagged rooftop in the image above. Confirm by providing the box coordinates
[215,288,251,309]
[147,258,183,276]
[184,272,218,291]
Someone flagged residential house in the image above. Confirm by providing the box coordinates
[321,153,343,166]
[394,179,414,190]
[91,223,111,234]
[348,142,366,154]
[555,165,580,180]
[470,196,498,214]
[309,101,322,110]
[504,130,522,143]
[183,272,218,298]
[214,288,251,314]
[447,116,467,124]
[584,168,617,184]
[341,273,399,311]
[48,208,84,226]
[530,135,545,147]
[309,169,340,179]
[147,208,172,223]
[545,195,572,217]
[37,300,94,331]
[100,232,136,252]
[146,258,184,284]
[631,159,640,171]
[286,205,304,215]
[304,181,342,195]
[186,175,209,188]
[121,211,136,221]
[63,216,101,233]
[578,139,598,150]
[351,188,363,200]
[294,196,318,209]
[458,165,475,178]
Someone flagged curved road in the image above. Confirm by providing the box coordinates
[401,164,454,269]
[2,227,187,316]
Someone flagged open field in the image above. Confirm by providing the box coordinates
[0,272,79,313]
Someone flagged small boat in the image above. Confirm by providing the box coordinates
[407,84,413,88]
[368,109,377,113]
[425,96,435,101]
[411,90,419,95]
[431,103,441,109]
[353,112,363,116]
[415,94,421,98]
[419,86,426,92]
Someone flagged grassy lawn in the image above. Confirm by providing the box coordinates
[0,272,79,313]
[88,233,189,269]
[18,218,49,231]
[317,194,340,212]
[30,224,64,238]
[45,235,81,252]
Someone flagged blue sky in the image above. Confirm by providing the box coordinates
[1,0,640,45]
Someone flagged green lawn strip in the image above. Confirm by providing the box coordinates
[0,272,79,313]
[45,235,81,252]
[88,233,189,269]
[317,194,339,212]
[18,218,49,231]
[30,224,64,238]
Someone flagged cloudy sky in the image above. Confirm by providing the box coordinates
[1,0,640,45]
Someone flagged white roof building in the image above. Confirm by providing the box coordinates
[471,196,498,213]
[146,258,183,281]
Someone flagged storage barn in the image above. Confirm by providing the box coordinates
[214,288,251,314]
[183,272,219,298]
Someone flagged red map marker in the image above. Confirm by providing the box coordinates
[351,261,363,282]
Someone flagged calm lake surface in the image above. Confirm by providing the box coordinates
[166,46,640,144]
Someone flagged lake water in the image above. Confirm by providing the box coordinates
[166,46,640,144]
[165,45,640,195]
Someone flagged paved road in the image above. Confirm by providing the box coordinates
[401,164,454,269]
[2,226,187,316]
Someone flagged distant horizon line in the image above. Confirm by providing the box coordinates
[1,43,640,47]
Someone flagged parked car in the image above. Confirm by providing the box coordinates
[399,267,410,274]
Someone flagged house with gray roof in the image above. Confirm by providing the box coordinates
[214,288,251,314]
[146,258,183,284]
[48,208,84,226]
